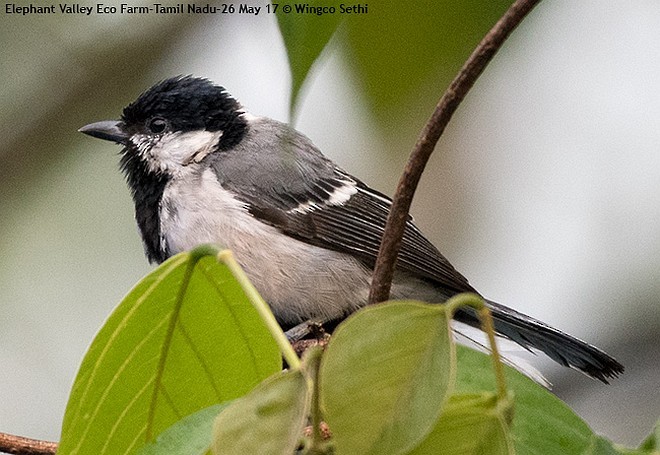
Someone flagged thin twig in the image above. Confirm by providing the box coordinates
[368,0,543,305]
[0,432,57,455]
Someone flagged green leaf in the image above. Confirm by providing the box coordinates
[275,0,343,118]
[343,0,512,126]
[407,393,514,455]
[638,420,660,452]
[212,369,310,455]
[582,435,653,455]
[137,403,229,455]
[320,301,456,455]
[455,345,593,455]
[583,436,621,455]
[58,246,281,455]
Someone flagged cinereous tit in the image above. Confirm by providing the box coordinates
[80,76,623,382]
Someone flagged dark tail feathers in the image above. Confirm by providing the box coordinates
[454,300,624,383]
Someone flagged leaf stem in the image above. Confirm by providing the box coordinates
[478,307,508,400]
[445,293,508,400]
[303,347,327,453]
[218,250,302,370]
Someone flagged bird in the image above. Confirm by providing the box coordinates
[79,75,623,382]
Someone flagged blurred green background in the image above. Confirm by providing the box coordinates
[1,0,658,446]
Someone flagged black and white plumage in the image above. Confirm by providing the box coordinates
[80,75,624,382]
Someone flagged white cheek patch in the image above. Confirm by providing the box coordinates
[131,130,223,175]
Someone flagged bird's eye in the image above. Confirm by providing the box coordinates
[147,117,168,134]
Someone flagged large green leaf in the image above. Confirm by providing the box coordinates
[212,369,310,455]
[407,393,514,455]
[455,345,593,455]
[275,0,343,117]
[58,246,281,455]
[319,301,456,455]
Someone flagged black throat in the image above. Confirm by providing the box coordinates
[116,76,250,263]
[119,150,170,263]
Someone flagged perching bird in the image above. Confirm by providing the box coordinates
[80,75,623,382]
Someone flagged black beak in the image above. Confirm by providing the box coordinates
[79,120,128,144]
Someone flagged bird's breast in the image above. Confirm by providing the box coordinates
[159,168,372,325]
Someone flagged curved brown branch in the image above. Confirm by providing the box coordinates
[0,432,57,455]
[368,0,543,305]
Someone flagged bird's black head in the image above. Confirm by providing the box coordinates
[79,75,248,263]
[81,75,248,178]
[122,75,248,176]
[121,75,246,144]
